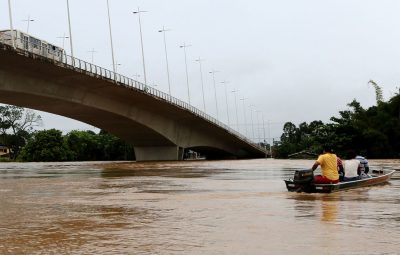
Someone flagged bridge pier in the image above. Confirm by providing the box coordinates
[134,146,184,161]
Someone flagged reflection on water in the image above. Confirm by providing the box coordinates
[0,159,399,254]
[290,193,340,222]
[321,198,338,222]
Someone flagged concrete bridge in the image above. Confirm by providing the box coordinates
[0,41,266,161]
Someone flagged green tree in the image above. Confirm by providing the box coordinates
[0,105,42,158]
[63,130,135,161]
[64,130,101,161]
[274,93,400,159]
[368,80,384,105]
[97,130,135,160]
[18,129,71,162]
[275,122,299,157]
[281,122,298,144]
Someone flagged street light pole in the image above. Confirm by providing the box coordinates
[132,73,141,80]
[23,15,34,34]
[115,63,121,73]
[255,110,261,143]
[209,70,220,120]
[180,43,192,104]
[221,81,230,127]
[256,110,266,147]
[106,0,116,73]
[231,89,239,131]
[66,0,74,57]
[268,120,272,157]
[249,104,256,142]
[195,57,206,112]
[7,0,16,49]
[133,8,148,85]
[57,33,69,49]
[88,48,97,63]
[240,98,248,137]
[262,114,267,147]
[158,26,171,95]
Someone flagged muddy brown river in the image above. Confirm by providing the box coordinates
[0,159,399,254]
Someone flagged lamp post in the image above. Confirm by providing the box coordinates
[256,110,266,147]
[57,33,69,49]
[231,89,239,131]
[115,62,122,73]
[8,0,16,49]
[272,138,275,158]
[209,70,219,119]
[249,104,256,142]
[22,15,34,34]
[106,0,116,73]
[240,98,249,137]
[180,43,192,104]
[221,81,230,127]
[88,48,97,63]
[255,110,262,144]
[158,26,171,95]
[195,57,206,112]
[267,120,272,157]
[133,7,148,85]
[66,0,74,57]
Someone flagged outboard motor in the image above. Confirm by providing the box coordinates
[293,169,314,184]
[285,169,315,192]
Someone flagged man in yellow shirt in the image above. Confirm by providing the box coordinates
[311,146,339,184]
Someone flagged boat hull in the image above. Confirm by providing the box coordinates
[285,170,396,193]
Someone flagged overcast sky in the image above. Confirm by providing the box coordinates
[1,0,400,142]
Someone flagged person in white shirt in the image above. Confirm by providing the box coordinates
[343,150,361,182]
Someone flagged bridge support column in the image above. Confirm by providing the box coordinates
[134,146,184,161]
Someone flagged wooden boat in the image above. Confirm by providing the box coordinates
[285,169,396,193]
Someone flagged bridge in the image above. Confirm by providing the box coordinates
[0,40,266,161]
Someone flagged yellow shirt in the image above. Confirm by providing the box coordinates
[317,153,339,181]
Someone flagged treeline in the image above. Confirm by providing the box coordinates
[1,105,134,161]
[274,89,400,159]
[19,129,134,161]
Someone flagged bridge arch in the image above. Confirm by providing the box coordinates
[0,42,266,161]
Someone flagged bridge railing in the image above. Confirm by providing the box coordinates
[0,35,266,153]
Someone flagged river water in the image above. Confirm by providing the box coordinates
[0,159,399,255]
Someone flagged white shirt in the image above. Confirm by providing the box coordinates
[343,159,360,178]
